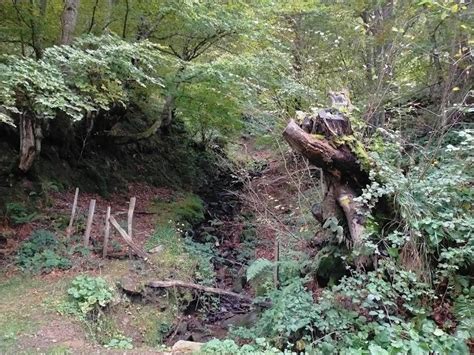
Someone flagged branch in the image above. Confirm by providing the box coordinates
[147,280,259,304]
[336,186,365,247]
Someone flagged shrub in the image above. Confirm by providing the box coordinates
[233,261,469,353]
[66,276,114,316]
[17,229,71,273]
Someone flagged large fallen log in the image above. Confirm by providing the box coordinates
[283,119,368,188]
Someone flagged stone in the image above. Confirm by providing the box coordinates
[119,275,143,294]
[171,340,203,354]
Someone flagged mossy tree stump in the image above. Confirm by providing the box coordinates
[283,109,370,249]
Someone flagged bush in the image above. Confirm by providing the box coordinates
[201,338,280,354]
[17,229,71,273]
[66,275,114,316]
[233,262,469,353]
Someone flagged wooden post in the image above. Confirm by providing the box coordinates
[103,206,111,258]
[66,187,79,238]
[127,197,136,239]
[83,199,96,248]
[127,197,136,258]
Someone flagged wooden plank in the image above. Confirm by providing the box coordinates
[83,199,96,248]
[103,206,111,258]
[66,187,79,238]
[109,215,149,260]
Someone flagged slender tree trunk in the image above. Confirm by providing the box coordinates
[60,0,80,45]
[122,0,129,39]
[104,0,113,30]
[287,13,305,111]
[88,0,99,33]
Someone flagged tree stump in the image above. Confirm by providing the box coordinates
[283,109,370,249]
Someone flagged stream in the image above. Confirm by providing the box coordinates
[163,160,259,344]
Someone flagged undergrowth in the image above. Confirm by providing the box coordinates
[203,127,473,354]
[17,229,71,273]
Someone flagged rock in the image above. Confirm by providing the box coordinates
[171,340,203,354]
[119,275,143,294]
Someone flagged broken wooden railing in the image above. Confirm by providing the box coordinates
[66,190,148,260]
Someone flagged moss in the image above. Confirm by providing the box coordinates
[131,304,174,346]
[333,135,373,172]
[338,195,351,207]
[311,133,326,140]
[174,194,205,225]
[150,193,205,226]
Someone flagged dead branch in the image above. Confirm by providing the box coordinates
[147,280,254,303]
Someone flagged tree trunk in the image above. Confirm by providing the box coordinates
[60,0,80,45]
[19,114,40,172]
[122,0,129,39]
[159,95,176,131]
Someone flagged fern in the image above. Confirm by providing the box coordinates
[246,258,273,282]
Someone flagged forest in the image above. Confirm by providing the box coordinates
[0,0,472,354]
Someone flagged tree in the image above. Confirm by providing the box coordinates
[0,35,165,172]
[60,0,80,45]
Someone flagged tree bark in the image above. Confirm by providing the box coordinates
[159,95,176,131]
[18,114,40,172]
[60,0,80,45]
